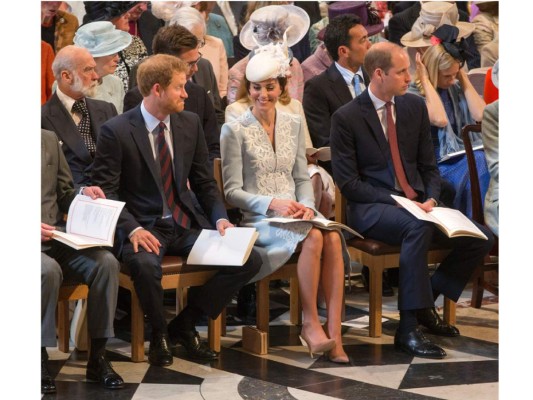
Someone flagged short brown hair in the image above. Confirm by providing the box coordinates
[137,54,189,96]
[152,24,198,57]
[236,76,291,106]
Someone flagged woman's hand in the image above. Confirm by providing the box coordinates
[415,52,429,84]
[269,199,307,217]
[292,207,315,220]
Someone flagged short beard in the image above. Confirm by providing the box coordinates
[71,72,98,98]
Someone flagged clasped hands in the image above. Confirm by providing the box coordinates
[269,198,315,220]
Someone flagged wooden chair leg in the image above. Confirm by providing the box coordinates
[470,265,485,308]
[289,276,301,325]
[208,314,221,352]
[130,289,146,362]
[57,300,70,353]
[443,297,456,326]
[368,265,384,338]
[256,279,270,333]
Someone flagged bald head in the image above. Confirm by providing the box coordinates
[364,42,405,78]
[52,45,98,99]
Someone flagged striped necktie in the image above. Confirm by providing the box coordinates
[156,122,191,229]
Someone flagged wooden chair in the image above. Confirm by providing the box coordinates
[119,258,222,362]
[461,123,499,308]
[468,67,490,98]
[335,187,456,337]
[57,283,89,353]
[213,158,302,355]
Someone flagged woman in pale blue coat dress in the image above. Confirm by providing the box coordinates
[220,43,348,363]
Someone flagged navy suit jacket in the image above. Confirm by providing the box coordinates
[91,105,228,254]
[41,93,117,186]
[330,89,441,232]
[303,63,370,148]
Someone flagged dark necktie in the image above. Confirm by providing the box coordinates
[385,102,417,200]
[71,100,96,157]
[156,122,191,229]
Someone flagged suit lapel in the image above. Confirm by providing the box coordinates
[129,107,164,193]
[46,94,92,164]
[169,113,185,190]
[326,64,353,106]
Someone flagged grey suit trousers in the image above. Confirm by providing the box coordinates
[41,242,120,347]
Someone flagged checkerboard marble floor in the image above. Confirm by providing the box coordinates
[42,279,498,400]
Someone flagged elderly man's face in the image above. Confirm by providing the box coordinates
[70,51,99,98]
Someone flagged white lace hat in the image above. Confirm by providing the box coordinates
[245,42,292,82]
[74,21,132,57]
[239,5,310,51]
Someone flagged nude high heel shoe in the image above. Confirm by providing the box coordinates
[299,331,335,359]
[322,321,349,364]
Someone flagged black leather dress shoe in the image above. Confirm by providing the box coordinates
[86,356,124,389]
[41,358,57,394]
[417,307,460,337]
[148,334,174,366]
[394,329,447,359]
[170,328,219,360]
[361,266,394,297]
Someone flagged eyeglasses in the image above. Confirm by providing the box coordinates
[186,52,202,69]
[198,38,206,48]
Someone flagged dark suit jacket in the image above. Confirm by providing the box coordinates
[41,93,117,186]
[123,80,220,162]
[194,58,225,126]
[330,90,441,232]
[303,63,370,148]
[91,106,228,253]
[137,10,165,55]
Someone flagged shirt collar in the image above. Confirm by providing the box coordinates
[334,62,363,86]
[56,87,80,113]
[368,86,395,111]
[140,101,170,133]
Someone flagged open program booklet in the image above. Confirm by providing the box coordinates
[264,216,363,238]
[187,228,259,266]
[391,195,488,240]
[306,146,331,161]
[52,195,126,250]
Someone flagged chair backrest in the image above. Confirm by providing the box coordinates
[468,68,490,98]
[461,123,484,224]
[214,157,233,209]
[334,185,347,225]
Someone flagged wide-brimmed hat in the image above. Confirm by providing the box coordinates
[239,5,310,50]
[74,21,132,57]
[83,1,138,24]
[317,2,384,41]
[401,2,474,48]
[245,42,291,82]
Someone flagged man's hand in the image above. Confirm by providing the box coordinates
[130,229,161,255]
[269,199,307,217]
[414,199,435,213]
[216,219,234,236]
[41,222,55,242]
[82,186,106,199]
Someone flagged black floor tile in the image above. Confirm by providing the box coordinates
[399,360,499,389]
[43,381,139,400]
[142,365,204,385]
[311,343,413,368]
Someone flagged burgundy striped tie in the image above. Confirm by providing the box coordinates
[156,122,191,229]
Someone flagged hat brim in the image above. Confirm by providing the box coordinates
[76,30,132,57]
[240,5,310,50]
[401,21,475,48]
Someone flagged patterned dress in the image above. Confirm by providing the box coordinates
[114,36,148,93]
[221,108,348,282]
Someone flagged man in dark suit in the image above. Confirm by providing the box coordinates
[41,129,123,393]
[303,14,371,171]
[331,42,493,359]
[42,45,117,186]
[92,54,261,367]
[124,24,220,164]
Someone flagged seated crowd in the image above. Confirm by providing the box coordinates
[41,1,499,395]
